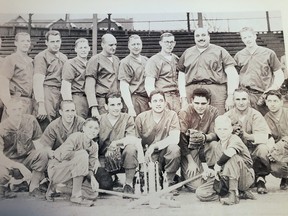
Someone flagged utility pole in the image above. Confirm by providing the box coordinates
[107,13,111,32]
[266,11,271,32]
[28,13,33,35]
[92,14,98,55]
[187,12,191,32]
[197,12,203,28]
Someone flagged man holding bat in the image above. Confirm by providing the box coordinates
[135,89,181,194]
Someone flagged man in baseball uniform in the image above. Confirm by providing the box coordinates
[178,27,239,114]
[264,90,288,190]
[135,90,181,192]
[145,33,181,113]
[0,32,34,120]
[98,92,139,195]
[119,34,149,117]
[224,88,274,194]
[85,33,120,119]
[61,38,90,119]
[45,118,100,206]
[0,99,48,197]
[178,88,219,191]
[33,30,68,131]
[235,27,284,115]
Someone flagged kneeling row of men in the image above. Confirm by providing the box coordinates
[0,87,288,206]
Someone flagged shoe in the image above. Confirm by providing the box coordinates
[256,179,268,194]
[239,190,256,200]
[113,175,123,188]
[29,188,45,198]
[10,181,29,192]
[280,178,288,190]
[123,184,134,199]
[70,196,94,207]
[220,191,239,205]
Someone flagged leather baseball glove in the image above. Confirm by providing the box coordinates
[104,146,123,173]
[232,121,243,137]
[186,129,206,149]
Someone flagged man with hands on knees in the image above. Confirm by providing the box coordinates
[0,99,48,197]
[196,115,255,205]
[224,88,274,194]
[178,88,219,192]
[45,118,100,206]
[135,90,181,193]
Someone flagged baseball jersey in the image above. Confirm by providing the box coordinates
[224,107,271,144]
[135,109,180,147]
[53,131,98,171]
[0,114,42,159]
[178,104,219,156]
[39,115,85,150]
[177,44,236,86]
[98,113,135,155]
[234,46,281,92]
[86,53,120,97]
[34,49,68,88]
[118,54,148,95]
[264,107,288,142]
[62,57,87,93]
[0,52,34,97]
[145,52,179,92]
[221,134,253,167]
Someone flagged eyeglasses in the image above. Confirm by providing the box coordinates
[163,41,175,45]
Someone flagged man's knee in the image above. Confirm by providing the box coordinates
[166,144,181,159]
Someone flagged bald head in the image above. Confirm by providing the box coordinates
[101,33,117,56]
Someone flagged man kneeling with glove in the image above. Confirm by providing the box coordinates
[178,88,219,192]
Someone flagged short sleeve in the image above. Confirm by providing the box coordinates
[34,53,48,76]
[145,57,159,79]
[86,55,99,79]
[118,60,133,83]
[125,115,136,136]
[62,60,76,82]
[0,56,15,79]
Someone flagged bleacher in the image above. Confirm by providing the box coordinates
[0,30,285,60]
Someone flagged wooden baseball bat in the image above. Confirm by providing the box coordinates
[95,188,180,208]
[127,174,202,209]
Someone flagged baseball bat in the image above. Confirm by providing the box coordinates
[127,174,202,209]
[95,188,180,208]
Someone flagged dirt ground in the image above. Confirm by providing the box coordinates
[0,174,287,216]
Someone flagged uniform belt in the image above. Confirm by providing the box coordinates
[245,87,263,94]
[132,92,148,97]
[72,92,86,97]
[191,80,216,85]
[164,90,179,95]
[11,92,31,98]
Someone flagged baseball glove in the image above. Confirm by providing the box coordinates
[269,136,288,163]
[232,121,243,137]
[213,173,229,197]
[186,129,206,150]
[104,146,123,173]
[256,93,266,106]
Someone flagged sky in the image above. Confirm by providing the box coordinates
[0,11,283,32]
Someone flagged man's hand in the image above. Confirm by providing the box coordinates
[186,161,200,177]
[91,106,100,119]
[202,167,214,180]
[128,107,137,117]
[144,144,158,162]
[214,164,222,180]
[47,149,55,159]
[37,102,47,121]
[225,94,234,111]
[90,175,99,192]
[267,153,276,162]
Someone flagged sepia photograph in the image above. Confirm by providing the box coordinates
[0,0,287,215]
